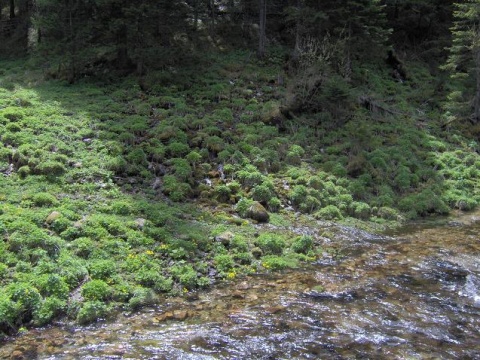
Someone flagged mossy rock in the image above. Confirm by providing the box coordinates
[214,231,235,246]
[45,211,62,224]
[246,201,269,223]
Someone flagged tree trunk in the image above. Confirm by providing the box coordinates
[291,0,303,62]
[68,4,76,83]
[193,0,199,30]
[209,0,215,35]
[474,46,480,123]
[10,0,15,18]
[257,0,266,59]
[116,24,130,70]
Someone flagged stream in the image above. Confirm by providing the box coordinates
[1,212,479,359]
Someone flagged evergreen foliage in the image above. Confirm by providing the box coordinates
[443,0,480,123]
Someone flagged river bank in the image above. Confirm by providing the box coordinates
[1,211,479,359]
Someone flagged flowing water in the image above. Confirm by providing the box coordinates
[1,212,480,359]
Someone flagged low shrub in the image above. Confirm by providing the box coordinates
[32,192,59,207]
[162,175,192,201]
[349,201,371,220]
[88,259,116,280]
[34,297,67,326]
[267,197,281,212]
[255,233,285,255]
[76,301,109,324]
[377,207,399,220]
[252,183,274,203]
[128,287,157,310]
[291,235,314,254]
[36,274,69,299]
[81,279,112,301]
[215,184,231,202]
[235,197,254,218]
[233,252,253,265]
[314,205,343,220]
[214,254,235,273]
[135,268,173,293]
[171,264,198,289]
[261,255,294,270]
[35,161,66,177]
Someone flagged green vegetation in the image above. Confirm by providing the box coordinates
[0,0,479,337]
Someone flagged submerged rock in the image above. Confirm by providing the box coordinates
[304,289,359,302]
[155,310,192,322]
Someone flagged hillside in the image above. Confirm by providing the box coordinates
[0,46,479,334]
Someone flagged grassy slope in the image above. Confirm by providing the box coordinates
[0,50,479,333]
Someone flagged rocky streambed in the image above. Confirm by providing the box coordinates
[1,212,479,359]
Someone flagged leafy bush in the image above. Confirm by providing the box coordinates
[235,197,254,218]
[128,287,157,310]
[267,197,281,212]
[88,260,116,280]
[291,235,314,254]
[377,207,399,220]
[0,263,7,280]
[167,142,190,157]
[0,294,22,332]
[349,201,371,220]
[399,189,450,218]
[126,148,148,166]
[314,205,343,220]
[171,264,198,289]
[261,255,295,270]
[35,161,66,177]
[32,192,59,207]
[76,301,109,324]
[135,268,173,293]
[252,183,274,203]
[162,175,192,201]
[2,282,42,328]
[215,184,231,202]
[300,195,321,213]
[81,280,112,301]
[236,164,264,187]
[36,274,69,299]
[6,122,22,133]
[214,254,235,273]
[290,185,308,207]
[230,235,249,252]
[286,145,305,165]
[111,200,133,215]
[255,234,285,255]
[232,251,252,264]
[186,150,202,165]
[34,297,67,326]
[56,253,88,288]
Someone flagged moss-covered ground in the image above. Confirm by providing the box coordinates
[0,50,479,334]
